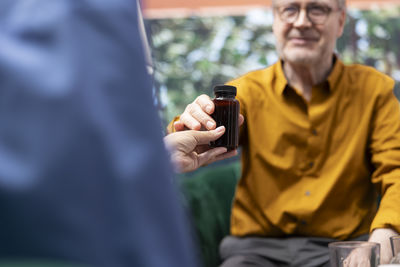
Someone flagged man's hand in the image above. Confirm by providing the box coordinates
[342,228,398,266]
[174,94,244,131]
[342,246,372,267]
[369,228,399,264]
[164,126,238,173]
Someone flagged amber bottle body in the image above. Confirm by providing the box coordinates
[210,93,239,151]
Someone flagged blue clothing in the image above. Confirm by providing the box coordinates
[0,1,198,266]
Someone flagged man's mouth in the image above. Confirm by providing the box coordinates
[288,37,318,45]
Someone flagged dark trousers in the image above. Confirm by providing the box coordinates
[219,234,369,267]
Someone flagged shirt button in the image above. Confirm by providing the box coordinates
[309,162,314,168]
[305,191,311,196]
[301,220,307,225]
[312,129,318,136]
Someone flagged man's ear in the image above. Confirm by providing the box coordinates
[337,9,347,37]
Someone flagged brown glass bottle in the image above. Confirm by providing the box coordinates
[210,85,240,151]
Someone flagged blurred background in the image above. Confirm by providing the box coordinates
[140,3,400,266]
[142,0,400,127]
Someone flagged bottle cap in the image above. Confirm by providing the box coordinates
[213,85,237,96]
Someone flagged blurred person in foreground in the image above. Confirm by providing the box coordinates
[169,0,400,265]
[0,0,225,266]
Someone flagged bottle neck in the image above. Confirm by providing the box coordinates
[215,92,236,98]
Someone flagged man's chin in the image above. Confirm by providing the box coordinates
[283,52,320,65]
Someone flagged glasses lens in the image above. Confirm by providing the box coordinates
[278,5,298,23]
[277,4,332,25]
[308,5,329,24]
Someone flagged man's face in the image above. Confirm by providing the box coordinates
[272,0,346,66]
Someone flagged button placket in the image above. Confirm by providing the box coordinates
[306,121,321,174]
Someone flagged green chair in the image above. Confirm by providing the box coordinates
[178,161,241,267]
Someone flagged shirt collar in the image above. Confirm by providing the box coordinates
[326,55,344,91]
[275,59,288,95]
[274,55,344,95]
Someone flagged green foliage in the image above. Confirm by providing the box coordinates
[146,7,400,126]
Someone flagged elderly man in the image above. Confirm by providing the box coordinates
[170,0,400,266]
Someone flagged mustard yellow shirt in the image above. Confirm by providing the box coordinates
[225,58,400,240]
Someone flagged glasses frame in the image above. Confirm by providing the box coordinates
[274,3,342,25]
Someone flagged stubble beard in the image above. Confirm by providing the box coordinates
[279,46,321,66]
[277,42,333,67]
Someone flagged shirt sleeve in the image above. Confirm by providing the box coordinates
[167,116,181,133]
[369,78,400,234]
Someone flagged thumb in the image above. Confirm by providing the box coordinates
[190,126,225,145]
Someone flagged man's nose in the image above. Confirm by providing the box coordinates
[293,8,312,27]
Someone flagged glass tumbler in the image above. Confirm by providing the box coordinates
[390,236,400,263]
[329,241,380,267]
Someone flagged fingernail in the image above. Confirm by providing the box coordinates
[207,121,215,129]
[206,105,212,113]
[216,126,224,132]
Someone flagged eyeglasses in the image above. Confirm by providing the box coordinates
[275,3,341,25]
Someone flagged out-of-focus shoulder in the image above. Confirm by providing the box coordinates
[226,64,276,95]
[343,63,395,95]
